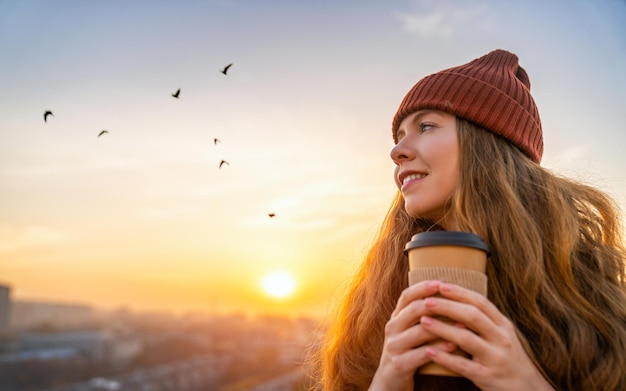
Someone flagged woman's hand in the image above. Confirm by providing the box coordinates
[369,280,458,391]
[418,282,555,391]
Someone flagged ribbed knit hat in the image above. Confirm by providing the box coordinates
[392,49,543,163]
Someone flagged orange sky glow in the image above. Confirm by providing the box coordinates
[1,1,625,318]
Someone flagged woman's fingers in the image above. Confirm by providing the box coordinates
[396,338,459,372]
[419,312,553,391]
[373,281,455,390]
[437,283,509,327]
[372,335,459,390]
[386,280,441,335]
[419,313,488,358]
[385,320,444,355]
[402,283,555,391]
[422,284,512,344]
[393,280,441,316]
[424,342,484,379]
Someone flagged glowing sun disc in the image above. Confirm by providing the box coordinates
[261,270,296,298]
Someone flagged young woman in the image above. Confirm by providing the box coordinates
[315,49,626,391]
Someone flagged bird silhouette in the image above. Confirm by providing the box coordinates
[268,213,276,218]
[220,63,233,75]
[214,138,220,145]
[219,160,229,169]
[171,89,181,98]
[98,130,109,137]
[44,110,54,122]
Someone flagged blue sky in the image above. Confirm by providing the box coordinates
[1,0,625,315]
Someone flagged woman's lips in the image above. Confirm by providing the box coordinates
[399,172,427,191]
[402,173,426,185]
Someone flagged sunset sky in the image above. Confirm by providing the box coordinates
[1,1,625,318]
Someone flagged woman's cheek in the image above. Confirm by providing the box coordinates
[394,166,402,189]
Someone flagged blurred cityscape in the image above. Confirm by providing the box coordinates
[0,283,324,391]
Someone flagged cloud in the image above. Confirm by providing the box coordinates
[395,1,491,38]
[0,225,70,253]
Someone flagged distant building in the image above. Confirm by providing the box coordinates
[19,331,114,361]
[10,300,96,330]
[0,284,10,332]
[0,331,143,366]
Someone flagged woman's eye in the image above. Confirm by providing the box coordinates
[420,123,434,132]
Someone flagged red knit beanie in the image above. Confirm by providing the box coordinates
[392,49,543,163]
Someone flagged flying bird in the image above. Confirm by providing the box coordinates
[44,110,54,122]
[220,63,233,75]
[98,130,109,137]
[268,213,276,218]
[171,89,181,98]
[219,160,229,169]
[213,138,220,145]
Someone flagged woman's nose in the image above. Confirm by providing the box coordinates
[390,138,413,164]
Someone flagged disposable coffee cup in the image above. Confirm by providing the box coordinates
[405,231,490,377]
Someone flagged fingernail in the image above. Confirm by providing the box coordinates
[440,283,452,292]
[420,316,433,326]
[428,280,440,289]
[424,297,437,307]
[446,342,456,350]
[426,347,438,357]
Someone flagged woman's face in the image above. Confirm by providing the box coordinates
[390,110,459,227]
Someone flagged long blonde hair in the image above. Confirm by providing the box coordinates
[315,118,626,390]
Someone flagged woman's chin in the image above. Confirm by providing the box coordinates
[404,205,431,220]
[404,208,454,230]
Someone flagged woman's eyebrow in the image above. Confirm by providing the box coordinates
[407,110,436,129]
[396,110,440,140]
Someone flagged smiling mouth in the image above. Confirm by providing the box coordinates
[402,173,427,186]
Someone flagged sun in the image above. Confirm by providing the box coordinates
[261,270,296,299]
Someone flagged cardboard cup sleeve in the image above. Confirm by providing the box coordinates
[408,266,487,296]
